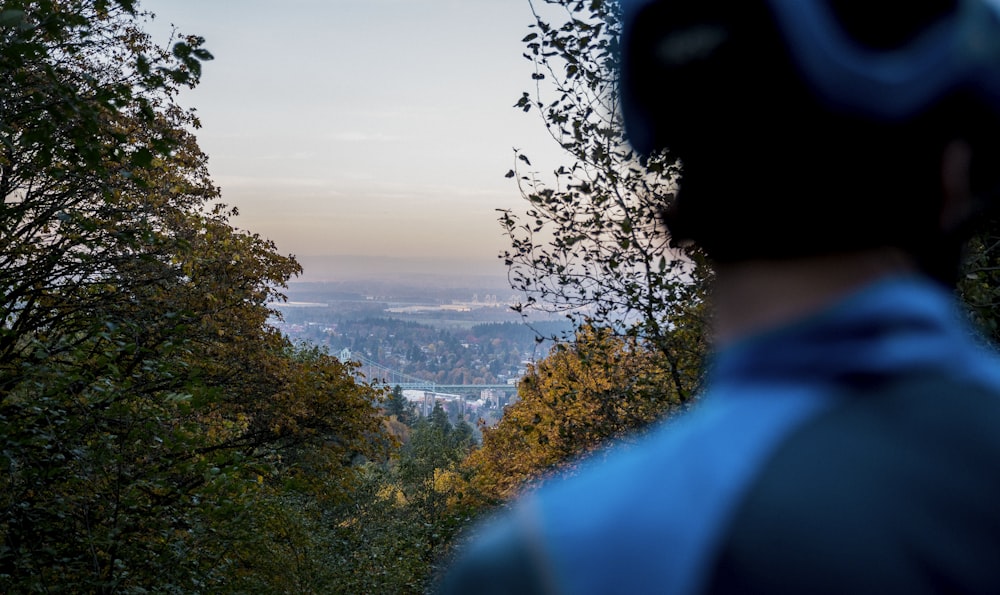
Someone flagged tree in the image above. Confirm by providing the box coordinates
[482,0,718,500]
[463,326,688,504]
[0,2,389,591]
[0,0,212,371]
[317,404,478,594]
[501,0,710,403]
[386,383,416,426]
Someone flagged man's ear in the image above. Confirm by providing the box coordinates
[940,139,974,233]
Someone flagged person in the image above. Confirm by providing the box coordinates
[437,1,1000,593]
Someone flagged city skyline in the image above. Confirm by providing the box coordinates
[141,0,565,281]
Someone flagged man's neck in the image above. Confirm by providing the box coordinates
[711,248,918,347]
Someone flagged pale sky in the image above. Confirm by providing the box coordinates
[141,0,562,280]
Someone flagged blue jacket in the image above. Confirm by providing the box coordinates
[438,276,1000,594]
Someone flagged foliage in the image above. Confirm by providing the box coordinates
[501,0,711,399]
[463,326,691,505]
[958,222,1000,344]
[322,405,478,594]
[387,384,416,426]
[456,0,717,512]
[0,2,388,592]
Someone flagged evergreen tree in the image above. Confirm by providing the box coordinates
[387,383,415,425]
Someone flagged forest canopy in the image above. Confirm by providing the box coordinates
[0,2,389,591]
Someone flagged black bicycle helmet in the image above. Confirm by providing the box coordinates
[620,0,1000,157]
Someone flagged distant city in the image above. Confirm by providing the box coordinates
[272,273,573,426]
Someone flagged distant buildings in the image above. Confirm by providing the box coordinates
[403,389,464,417]
[481,388,504,408]
[402,387,515,421]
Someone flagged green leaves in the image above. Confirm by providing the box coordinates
[0,9,25,28]
[169,37,214,82]
[0,1,386,591]
[131,146,154,168]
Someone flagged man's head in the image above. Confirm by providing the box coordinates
[619,0,1000,282]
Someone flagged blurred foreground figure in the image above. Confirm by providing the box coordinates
[439,1,1000,593]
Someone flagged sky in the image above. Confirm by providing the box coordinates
[141,0,563,281]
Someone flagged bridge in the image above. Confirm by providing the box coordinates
[338,350,516,394]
